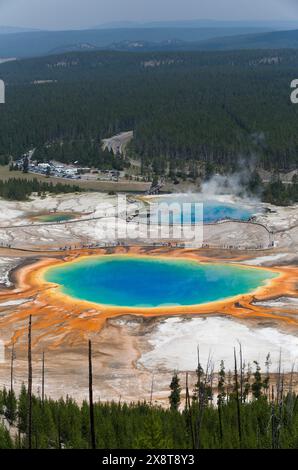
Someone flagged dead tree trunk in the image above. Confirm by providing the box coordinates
[150,374,154,406]
[218,402,223,447]
[41,351,45,405]
[239,343,243,404]
[234,347,242,448]
[28,315,32,450]
[185,372,195,449]
[88,340,96,449]
[10,341,15,394]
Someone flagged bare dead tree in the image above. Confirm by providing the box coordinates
[276,349,282,404]
[41,351,45,405]
[226,369,232,403]
[288,363,295,397]
[27,315,32,450]
[88,340,96,449]
[195,350,211,449]
[150,374,154,406]
[239,342,243,404]
[234,347,242,448]
[287,362,296,423]
[264,353,271,400]
[10,341,15,394]
[57,414,62,450]
[185,372,195,449]
[208,360,215,405]
[217,359,226,448]
[196,345,202,396]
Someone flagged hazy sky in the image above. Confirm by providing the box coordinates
[0,0,297,30]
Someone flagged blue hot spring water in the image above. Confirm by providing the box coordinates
[44,256,277,308]
[148,197,257,224]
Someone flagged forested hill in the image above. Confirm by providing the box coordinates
[0,49,298,171]
[190,29,298,51]
[3,48,298,83]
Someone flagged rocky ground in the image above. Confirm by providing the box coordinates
[0,193,297,251]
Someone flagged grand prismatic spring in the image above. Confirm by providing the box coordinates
[44,255,278,308]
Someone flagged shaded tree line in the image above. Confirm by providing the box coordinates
[33,141,129,171]
[0,178,81,201]
[1,333,297,449]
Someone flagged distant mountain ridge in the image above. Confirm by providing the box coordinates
[0,27,275,58]
[106,29,298,52]
[0,26,39,34]
[94,19,298,30]
[0,26,298,58]
[195,29,298,51]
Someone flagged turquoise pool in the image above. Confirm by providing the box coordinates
[34,213,75,223]
[44,256,277,308]
[146,196,259,224]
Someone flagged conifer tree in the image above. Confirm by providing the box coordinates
[5,389,17,425]
[169,372,181,411]
[252,361,263,400]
